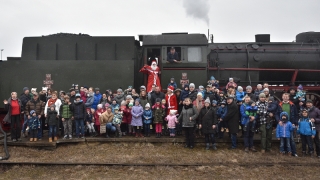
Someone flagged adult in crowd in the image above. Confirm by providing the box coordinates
[114,88,126,105]
[245,86,255,101]
[25,92,45,140]
[167,47,180,63]
[222,96,239,149]
[254,84,263,101]
[146,84,156,101]
[188,83,198,102]
[71,94,86,138]
[44,91,62,117]
[85,91,94,108]
[240,96,257,152]
[20,87,31,138]
[139,90,149,109]
[151,86,165,106]
[165,86,178,115]
[69,89,76,104]
[92,88,102,110]
[193,93,204,137]
[99,107,115,138]
[178,98,198,149]
[39,87,48,103]
[305,99,320,158]
[3,92,22,141]
[276,93,299,157]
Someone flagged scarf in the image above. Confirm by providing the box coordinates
[48,98,57,107]
[184,104,193,109]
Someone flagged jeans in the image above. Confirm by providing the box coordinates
[22,114,28,133]
[169,128,176,136]
[10,115,21,140]
[204,133,215,144]
[260,124,272,151]
[75,119,84,137]
[244,122,254,148]
[49,125,57,137]
[231,133,237,148]
[289,131,297,155]
[280,137,291,153]
[245,120,256,132]
[144,123,151,135]
[37,120,42,139]
[314,131,320,156]
[301,135,314,153]
[184,127,194,147]
[106,123,116,132]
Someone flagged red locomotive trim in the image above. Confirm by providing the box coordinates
[208,67,320,72]
[163,67,206,70]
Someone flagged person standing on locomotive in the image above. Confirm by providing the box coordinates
[139,60,162,93]
[305,99,320,158]
[167,47,180,63]
[3,92,22,142]
[20,87,31,138]
[276,93,299,157]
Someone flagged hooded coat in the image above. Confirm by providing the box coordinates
[276,112,294,138]
[131,104,144,126]
[180,84,189,102]
[92,93,102,110]
[85,93,94,108]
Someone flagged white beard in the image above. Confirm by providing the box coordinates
[151,64,157,71]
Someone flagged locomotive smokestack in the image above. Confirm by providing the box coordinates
[183,0,210,26]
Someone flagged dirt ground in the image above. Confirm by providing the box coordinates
[0,142,320,179]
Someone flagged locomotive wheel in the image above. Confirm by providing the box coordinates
[305,92,320,109]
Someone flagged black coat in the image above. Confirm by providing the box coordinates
[71,101,86,120]
[188,90,198,102]
[45,110,58,126]
[199,107,218,134]
[223,101,240,134]
[151,92,165,106]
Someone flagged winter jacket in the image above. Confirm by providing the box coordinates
[131,105,144,126]
[180,84,190,102]
[167,82,177,90]
[25,99,45,116]
[151,92,165,106]
[85,93,94,108]
[122,107,132,124]
[188,90,198,102]
[217,106,227,119]
[297,117,316,136]
[152,104,166,124]
[166,93,178,115]
[59,103,73,119]
[20,93,31,111]
[307,106,320,131]
[236,91,245,102]
[45,110,58,126]
[71,100,86,120]
[112,112,123,125]
[223,101,240,134]
[256,100,268,125]
[80,91,87,103]
[276,112,294,138]
[276,101,299,125]
[240,103,250,125]
[143,109,153,124]
[92,93,102,110]
[165,114,178,128]
[114,93,125,105]
[45,98,62,116]
[110,103,120,113]
[99,111,114,125]
[85,113,94,123]
[178,104,198,127]
[94,109,104,126]
[140,97,149,110]
[28,116,40,130]
[4,98,22,123]
[199,107,218,134]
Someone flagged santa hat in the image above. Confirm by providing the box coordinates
[167,86,174,92]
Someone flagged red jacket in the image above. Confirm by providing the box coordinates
[123,107,132,124]
[165,93,178,115]
[94,108,105,126]
[80,91,87,103]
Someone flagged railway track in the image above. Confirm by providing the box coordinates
[1,161,319,167]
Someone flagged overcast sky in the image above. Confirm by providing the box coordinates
[0,0,319,59]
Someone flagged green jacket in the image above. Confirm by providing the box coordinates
[59,103,72,119]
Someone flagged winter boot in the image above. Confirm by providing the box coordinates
[205,143,210,150]
[34,138,37,142]
[30,138,33,142]
[245,147,249,153]
[54,137,58,141]
[288,152,292,156]
[302,151,307,157]
[49,138,52,142]
[250,147,257,152]
[139,133,144,138]
[118,131,122,138]
[212,143,217,150]
[105,130,110,138]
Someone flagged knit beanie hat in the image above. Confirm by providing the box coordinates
[128,86,132,89]
[145,103,150,108]
[30,110,36,115]
[212,100,217,105]
[189,83,195,88]
[126,95,133,100]
[246,86,252,90]
[23,87,29,92]
[128,102,133,107]
[95,88,100,91]
[204,98,211,104]
[297,85,303,90]
[97,104,103,109]
[170,78,175,81]
[117,88,123,93]
[199,85,204,90]
[105,103,110,107]
[197,92,203,97]
[135,98,140,103]
[210,76,215,80]
[259,93,266,98]
[237,86,243,91]
[156,98,161,103]
[263,88,269,92]
[140,85,146,90]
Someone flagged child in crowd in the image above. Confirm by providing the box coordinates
[236,86,245,102]
[45,105,59,142]
[276,112,295,155]
[208,76,219,89]
[294,85,306,102]
[198,85,205,98]
[120,101,128,136]
[244,101,258,132]
[153,98,166,138]
[298,100,306,118]
[297,109,316,157]
[161,99,168,135]
[254,84,263,101]
[211,100,218,110]
[143,103,153,137]
[127,102,134,135]
[131,99,144,138]
[167,78,177,90]
[218,91,226,104]
[60,95,73,139]
[165,110,178,137]
[86,108,97,137]
[94,104,104,135]
[180,84,189,104]
[111,99,120,113]
[28,110,40,142]
[225,77,237,90]
[131,89,139,101]
[112,107,123,138]
[217,101,228,133]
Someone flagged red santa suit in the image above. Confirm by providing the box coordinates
[139,60,161,93]
[165,86,178,115]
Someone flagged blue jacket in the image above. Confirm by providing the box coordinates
[110,104,120,113]
[276,112,294,138]
[297,117,316,136]
[85,94,94,108]
[236,91,245,102]
[180,84,189,102]
[167,82,177,90]
[240,104,258,125]
[217,106,227,119]
[28,116,40,130]
[143,109,153,124]
[92,93,102,110]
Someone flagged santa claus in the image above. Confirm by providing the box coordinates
[165,85,178,115]
[139,60,162,93]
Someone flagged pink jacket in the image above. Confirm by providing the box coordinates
[165,115,178,128]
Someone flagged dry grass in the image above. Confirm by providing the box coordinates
[0,143,320,179]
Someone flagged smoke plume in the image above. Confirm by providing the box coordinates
[182,0,210,26]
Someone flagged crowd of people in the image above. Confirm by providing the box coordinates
[3,76,320,158]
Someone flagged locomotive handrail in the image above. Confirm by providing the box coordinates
[208,67,320,72]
